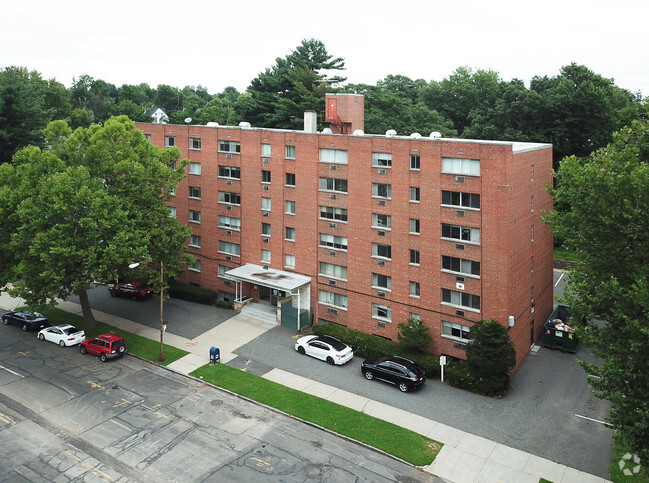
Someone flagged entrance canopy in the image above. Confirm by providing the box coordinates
[224,263,311,292]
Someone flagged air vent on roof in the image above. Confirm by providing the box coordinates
[386,129,397,137]
[239,121,251,128]
[322,128,333,134]
[410,132,422,138]
[430,131,442,138]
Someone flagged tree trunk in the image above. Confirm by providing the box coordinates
[78,289,96,330]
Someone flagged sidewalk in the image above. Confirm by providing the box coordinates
[1,292,610,483]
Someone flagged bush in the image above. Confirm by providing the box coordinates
[167,281,225,306]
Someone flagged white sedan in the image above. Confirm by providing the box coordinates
[294,335,353,365]
[37,324,86,347]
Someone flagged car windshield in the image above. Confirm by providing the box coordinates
[63,327,81,335]
[25,312,44,320]
[111,339,126,349]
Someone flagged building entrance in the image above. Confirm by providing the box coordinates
[259,286,284,306]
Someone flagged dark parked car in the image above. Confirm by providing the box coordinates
[361,355,426,392]
[79,334,127,362]
[2,311,50,331]
[109,281,152,300]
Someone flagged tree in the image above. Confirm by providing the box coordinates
[0,116,193,329]
[397,317,432,354]
[545,115,649,462]
[465,319,516,396]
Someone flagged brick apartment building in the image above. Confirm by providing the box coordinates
[135,93,554,367]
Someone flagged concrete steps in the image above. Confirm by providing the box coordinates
[240,303,277,325]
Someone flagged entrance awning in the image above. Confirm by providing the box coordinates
[224,263,311,292]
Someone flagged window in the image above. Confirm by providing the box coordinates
[441,191,480,209]
[165,136,176,147]
[262,170,271,183]
[218,265,232,277]
[410,249,420,265]
[262,223,271,236]
[372,183,391,199]
[410,313,421,321]
[410,154,420,170]
[285,173,296,186]
[319,290,348,309]
[261,197,271,211]
[285,227,295,241]
[219,241,241,256]
[219,140,240,153]
[261,250,271,263]
[441,157,480,176]
[189,235,201,248]
[189,186,201,199]
[285,145,295,159]
[320,234,347,250]
[285,200,296,215]
[144,134,151,141]
[168,206,176,218]
[372,213,391,229]
[531,256,535,273]
[410,187,420,202]
[319,262,347,280]
[189,210,201,223]
[531,164,534,181]
[372,152,392,167]
[319,206,348,222]
[219,191,241,205]
[441,224,480,244]
[319,177,348,193]
[218,216,241,230]
[442,321,471,341]
[372,273,392,290]
[442,256,480,276]
[531,195,534,212]
[261,143,271,156]
[319,148,348,164]
[372,304,392,322]
[531,225,534,242]
[218,166,240,179]
[189,162,201,175]
[189,138,201,150]
[410,281,420,298]
[189,259,201,272]
[441,288,480,310]
[372,243,392,259]
[410,218,420,235]
[285,254,295,268]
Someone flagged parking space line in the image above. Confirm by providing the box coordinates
[575,414,610,426]
[0,364,24,378]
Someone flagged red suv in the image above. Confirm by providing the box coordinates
[80,334,127,362]
[109,281,153,300]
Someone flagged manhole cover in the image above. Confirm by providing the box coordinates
[211,399,223,407]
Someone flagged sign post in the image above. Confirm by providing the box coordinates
[439,356,447,382]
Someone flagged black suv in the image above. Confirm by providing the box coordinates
[361,355,426,392]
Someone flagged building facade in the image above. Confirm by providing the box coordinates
[135,94,554,368]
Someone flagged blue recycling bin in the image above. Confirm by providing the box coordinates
[210,347,220,364]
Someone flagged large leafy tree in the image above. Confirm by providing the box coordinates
[241,39,345,129]
[546,115,649,462]
[0,116,192,329]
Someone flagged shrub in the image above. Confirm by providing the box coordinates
[397,317,432,354]
[167,281,220,306]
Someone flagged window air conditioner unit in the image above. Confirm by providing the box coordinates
[329,251,336,256]
[455,243,465,250]
[377,260,386,266]
[378,291,386,298]
[455,176,465,183]
[226,230,233,236]
[262,158,269,163]
[330,194,337,200]
[329,279,336,286]
[453,341,467,350]
[327,307,338,315]
[262,264,269,269]
[455,309,465,317]
[456,210,465,217]
[226,255,232,261]
[263,185,269,190]
[263,237,269,243]
[377,321,387,328]
[262,211,269,216]
[456,276,465,283]
[377,230,385,236]
[224,281,233,286]
[378,169,386,175]
[378,200,386,206]
[226,179,232,185]
[329,165,337,171]
[329,223,337,228]
[226,205,232,211]
[226,154,232,159]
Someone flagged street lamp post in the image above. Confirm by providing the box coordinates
[129,260,165,362]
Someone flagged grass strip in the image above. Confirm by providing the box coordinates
[191,363,441,467]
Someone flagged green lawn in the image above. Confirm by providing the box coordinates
[191,364,441,467]
[553,246,579,262]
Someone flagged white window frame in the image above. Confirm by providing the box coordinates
[441,223,480,244]
[372,183,391,199]
[285,200,296,215]
[319,290,348,309]
[372,152,392,168]
[319,262,347,281]
[188,186,201,199]
[441,157,480,176]
[319,177,348,193]
[219,191,241,205]
[261,197,271,211]
[410,154,420,170]
[442,321,471,341]
[372,303,392,322]
[218,215,241,230]
[319,148,348,164]
[285,145,296,159]
[442,255,480,278]
[372,213,391,230]
[261,143,271,157]
[188,162,201,175]
[219,140,241,154]
[165,136,176,147]
[218,241,241,257]
[189,234,201,248]
[409,218,420,235]
[188,259,201,272]
[372,273,392,291]
[285,227,296,241]
[189,210,201,224]
[189,138,201,150]
[319,206,347,222]
[218,166,241,179]
[441,190,480,210]
[261,249,271,263]
[319,233,348,251]
[168,206,176,218]
[410,281,420,298]
[372,243,392,260]
[285,254,295,269]
[441,288,480,311]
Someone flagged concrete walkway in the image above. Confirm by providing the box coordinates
[0,291,610,483]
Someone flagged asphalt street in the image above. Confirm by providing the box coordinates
[0,327,438,482]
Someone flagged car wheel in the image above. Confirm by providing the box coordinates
[80,345,86,354]
[100,353,107,362]
[118,345,125,353]
[364,370,374,380]
[22,324,28,331]
[2,318,8,325]
[59,340,66,347]
[38,333,45,340]
[297,346,306,355]
[326,356,335,365]
[398,382,409,393]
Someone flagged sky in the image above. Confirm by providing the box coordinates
[2,0,648,98]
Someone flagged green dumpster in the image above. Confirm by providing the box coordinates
[543,305,579,353]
